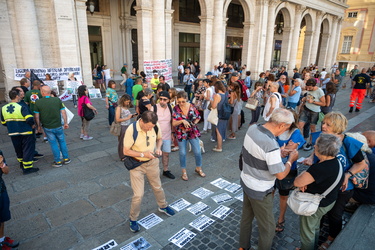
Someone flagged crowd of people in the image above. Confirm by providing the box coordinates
[0,62,374,249]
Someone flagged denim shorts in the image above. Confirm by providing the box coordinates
[161,140,171,153]
[299,107,319,125]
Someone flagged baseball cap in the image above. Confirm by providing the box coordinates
[231,72,239,77]
[205,72,213,76]
[159,91,170,99]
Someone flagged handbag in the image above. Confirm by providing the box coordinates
[82,97,95,121]
[276,169,297,190]
[207,108,218,125]
[123,156,144,171]
[110,121,121,136]
[245,97,259,110]
[350,152,370,189]
[287,161,342,216]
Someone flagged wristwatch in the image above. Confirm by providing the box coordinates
[140,153,144,158]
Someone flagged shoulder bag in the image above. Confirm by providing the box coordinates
[287,160,342,216]
[207,108,218,125]
[245,97,259,110]
[83,96,95,121]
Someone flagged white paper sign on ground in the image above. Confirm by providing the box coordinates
[211,205,234,220]
[186,202,210,216]
[191,187,214,199]
[138,213,163,230]
[169,198,191,212]
[211,178,231,189]
[234,192,244,201]
[168,228,196,248]
[189,215,215,232]
[92,239,117,250]
[224,183,242,193]
[120,237,151,250]
[211,193,233,204]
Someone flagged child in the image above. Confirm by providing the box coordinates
[245,71,252,88]
[0,151,19,249]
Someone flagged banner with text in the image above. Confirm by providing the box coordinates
[143,59,173,85]
[14,67,82,81]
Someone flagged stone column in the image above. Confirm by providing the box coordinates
[75,0,92,86]
[14,0,43,67]
[317,33,330,68]
[263,0,277,70]
[326,16,339,68]
[288,4,305,74]
[331,18,342,66]
[241,22,254,71]
[152,0,165,60]
[199,15,214,75]
[124,22,133,67]
[250,0,269,77]
[211,0,225,65]
[309,11,324,66]
[165,9,174,60]
[300,30,314,68]
[134,5,153,71]
[280,27,293,68]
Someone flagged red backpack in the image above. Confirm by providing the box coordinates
[237,79,250,102]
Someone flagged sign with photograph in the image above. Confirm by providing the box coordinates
[120,237,151,250]
[88,88,102,99]
[138,213,163,230]
[43,80,59,95]
[65,81,82,95]
[168,228,196,248]
[189,215,215,232]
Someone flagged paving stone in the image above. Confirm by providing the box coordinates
[89,184,133,208]
[73,208,125,239]
[98,171,130,188]
[46,199,96,227]
[11,195,61,220]
[19,226,79,250]
[6,214,50,241]
[77,150,109,162]
[10,180,69,204]
[54,181,102,204]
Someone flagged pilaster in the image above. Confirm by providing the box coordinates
[165,9,174,60]
[279,27,293,66]
[300,30,314,68]
[309,10,325,65]
[317,33,330,67]
[242,21,254,72]
[211,0,225,65]
[288,4,305,73]
[199,15,214,75]
[263,0,277,70]
[326,16,340,69]
[134,6,153,71]
[152,0,165,60]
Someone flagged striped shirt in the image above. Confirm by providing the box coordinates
[241,124,285,200]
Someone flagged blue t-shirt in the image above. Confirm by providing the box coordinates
[288,86,301,103]
[277,129,305,170]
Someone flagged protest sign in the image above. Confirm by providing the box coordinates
[14,66,82,81]
[143,59,173,86]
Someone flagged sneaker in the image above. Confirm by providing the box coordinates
[43,138,48,143]
[1,237,19,248]
[34,153,44,159]
[349,107,354,113]
[158,206,175,216]
[355,108,360,112]
[80,134,84,139]
[35,133,42,139]
[83,136,93,141]
[129,220,140,233]
[23,167,39,175]
[163,170,175,179]
[201,130,207,134]
[171,146,179,152]
[63,158,71,165]
[303,143,313,151]
[52,161,63,168]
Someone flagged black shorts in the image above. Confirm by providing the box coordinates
[0,190,11,223]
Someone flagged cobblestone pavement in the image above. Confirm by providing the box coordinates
[0,80,373,249]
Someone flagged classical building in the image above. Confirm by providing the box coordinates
[0,0,348,101]
[336,0,375,71]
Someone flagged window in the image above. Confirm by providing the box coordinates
[179,0,201,23]
[341,36,352,54]
[130,0,136,16]
[348,12,357,18]
[227,3,244,28]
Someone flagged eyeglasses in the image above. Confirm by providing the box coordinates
[146,133,150,147]
[159,98,169,102]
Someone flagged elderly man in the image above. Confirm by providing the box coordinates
[124,111,175,233]
[239,108,299,250]
[34,86,70,167]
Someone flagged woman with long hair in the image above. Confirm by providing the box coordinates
[228,81,242,139]
[105,80,119,126]
[77,85,97,140]
[115,94,134,160]
[210,81,228,152]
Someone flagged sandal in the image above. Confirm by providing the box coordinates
[318,239,333,250]
[275,220,285,232]
[181,172,188,181]
[171,146,179,152]
[195,168,206,178]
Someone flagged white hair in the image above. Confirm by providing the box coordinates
[269,108,294,125]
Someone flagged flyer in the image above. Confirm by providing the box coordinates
[191,187,214,199]
[189,215,215,232]
[92,239,117,250]
[211,193,233,204]
[210,178,231,189]
[234,192,244,201]
[169,198,191,212]
[138,213,163,230]
[168,228,196,248]
[120,237,151,250]
[224,183,242,193]
[186,202,210,216]
[210,205,234,220]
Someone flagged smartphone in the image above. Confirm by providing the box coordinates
[151,152,161,158]
[132,113,138,117]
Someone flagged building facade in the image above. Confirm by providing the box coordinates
[336,0,375,71]
[0,0,348,101]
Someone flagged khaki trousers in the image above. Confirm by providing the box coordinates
[129,158,167,221]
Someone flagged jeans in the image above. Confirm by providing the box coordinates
[44,126,69,163]
[108,105,115,125]
[177,138,202,169]
[185,85,192,101]
[287,102,298,109]
[250,106,262,124]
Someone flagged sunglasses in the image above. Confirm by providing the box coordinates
[146,134,150,147]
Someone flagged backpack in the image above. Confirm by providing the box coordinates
[237,79,250,102]
[218,93,232,120]
[131,121,159,143]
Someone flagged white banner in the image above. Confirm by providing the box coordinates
[14,66,81,81]
[143,59,173,85]
[59,90,73,102]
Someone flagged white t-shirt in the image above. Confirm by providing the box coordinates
[263,92,282,121]
[103,69,111,79]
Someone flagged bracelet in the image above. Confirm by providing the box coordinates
[347,170,354,177]
[286,161,292,167]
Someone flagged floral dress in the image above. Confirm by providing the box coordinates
[173,104,201,141]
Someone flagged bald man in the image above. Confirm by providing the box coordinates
[34,86,71,168]
[363,130,375,154]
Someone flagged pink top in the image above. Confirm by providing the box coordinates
[156,104,172,140]
[78,96,92,117]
